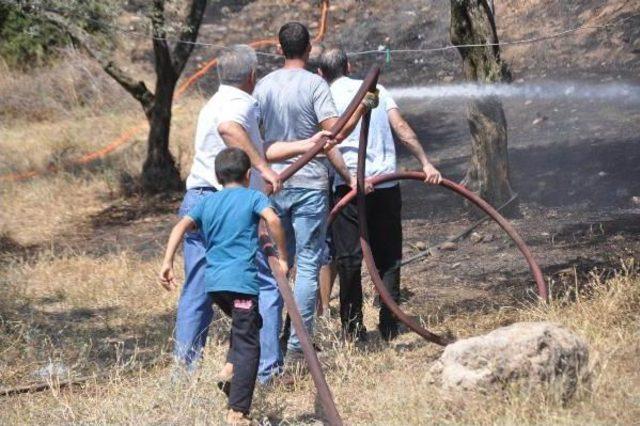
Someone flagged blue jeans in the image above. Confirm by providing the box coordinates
[271,188,329,353]
[174,188,283,382]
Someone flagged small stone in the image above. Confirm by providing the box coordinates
[451,262,461,269]
[632,196,640,206]
[598,171,608,177]
[32,362,70,380]
[440,241,458,251]
[470,232,484,244]
[524,99,533,106]
[414,241,427,251]
[532,115,548,125]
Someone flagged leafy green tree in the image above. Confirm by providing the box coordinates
[0,1,112,67]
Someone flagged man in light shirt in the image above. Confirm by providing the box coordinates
[318,47,442,342]
[174,45,327,383]
[254,22,376,361]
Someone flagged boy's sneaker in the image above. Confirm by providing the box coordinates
[225,409,256,426]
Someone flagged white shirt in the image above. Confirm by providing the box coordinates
[186,85,264,191]
[329,76,399,189]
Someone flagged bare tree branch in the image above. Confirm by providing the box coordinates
[172,0,207,75]
[40,9,155,114]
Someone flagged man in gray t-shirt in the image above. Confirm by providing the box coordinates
[253,22,375,359]
[255,68,337,190]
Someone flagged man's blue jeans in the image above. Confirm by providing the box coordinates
[174,188,284,382]
[271,187,329,353]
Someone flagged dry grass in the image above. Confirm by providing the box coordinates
[1,40,639,425]
[0,88,203,246]
[1,228,638,424]
[0,49,137,123]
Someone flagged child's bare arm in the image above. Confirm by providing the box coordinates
[260,207,289,276]
[159,216,196,291]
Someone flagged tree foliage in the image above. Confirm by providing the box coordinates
[0,0,117,68]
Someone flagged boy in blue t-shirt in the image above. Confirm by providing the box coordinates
[159,148,288,424]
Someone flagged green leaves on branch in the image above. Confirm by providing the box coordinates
[0,0,120,68]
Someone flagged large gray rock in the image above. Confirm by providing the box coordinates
[429,322,589,400]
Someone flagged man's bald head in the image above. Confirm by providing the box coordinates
[318,47,349,82]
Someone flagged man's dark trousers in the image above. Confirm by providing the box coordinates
[210,291,262,414]
[332,184,402,340]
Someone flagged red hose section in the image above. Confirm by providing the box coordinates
[277,68,380,183]
[330,172,549,301]
[355,81,452,347]
[261,236,343,425]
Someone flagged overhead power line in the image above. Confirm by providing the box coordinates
[7,0,639,61]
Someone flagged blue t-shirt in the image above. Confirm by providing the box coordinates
[187,187,272,295]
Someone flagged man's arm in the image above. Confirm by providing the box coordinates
[322,104,366,143]
[320,89,378,143]
[218,121,282,192]
[159,216,196,291]
[264,130,333,162]
[260,207,289,276]
[388,108,442,184]
[325,146,355,188]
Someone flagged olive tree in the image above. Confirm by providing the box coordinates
[450,0,517,212]
[13,0,208,193]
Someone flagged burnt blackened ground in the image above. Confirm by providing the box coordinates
[46,80,640,334]
[392,80,640,325]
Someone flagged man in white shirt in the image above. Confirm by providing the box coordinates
[318,47,441,342]
[174,45,326,382]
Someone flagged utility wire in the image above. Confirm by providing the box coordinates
[8,0,639,61]
[348,13,639,57]
[2,1,282,57]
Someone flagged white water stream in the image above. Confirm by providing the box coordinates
[388,82,640,102]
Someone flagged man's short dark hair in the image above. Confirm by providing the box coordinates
[319,47,348,82]
[215,148,251,185]
[278,22,310,59]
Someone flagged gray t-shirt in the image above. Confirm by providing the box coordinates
[253,68,338,190]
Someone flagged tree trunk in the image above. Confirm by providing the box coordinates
[450,0,517,213]
[141,70,182,194]
[37,0,207,195]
